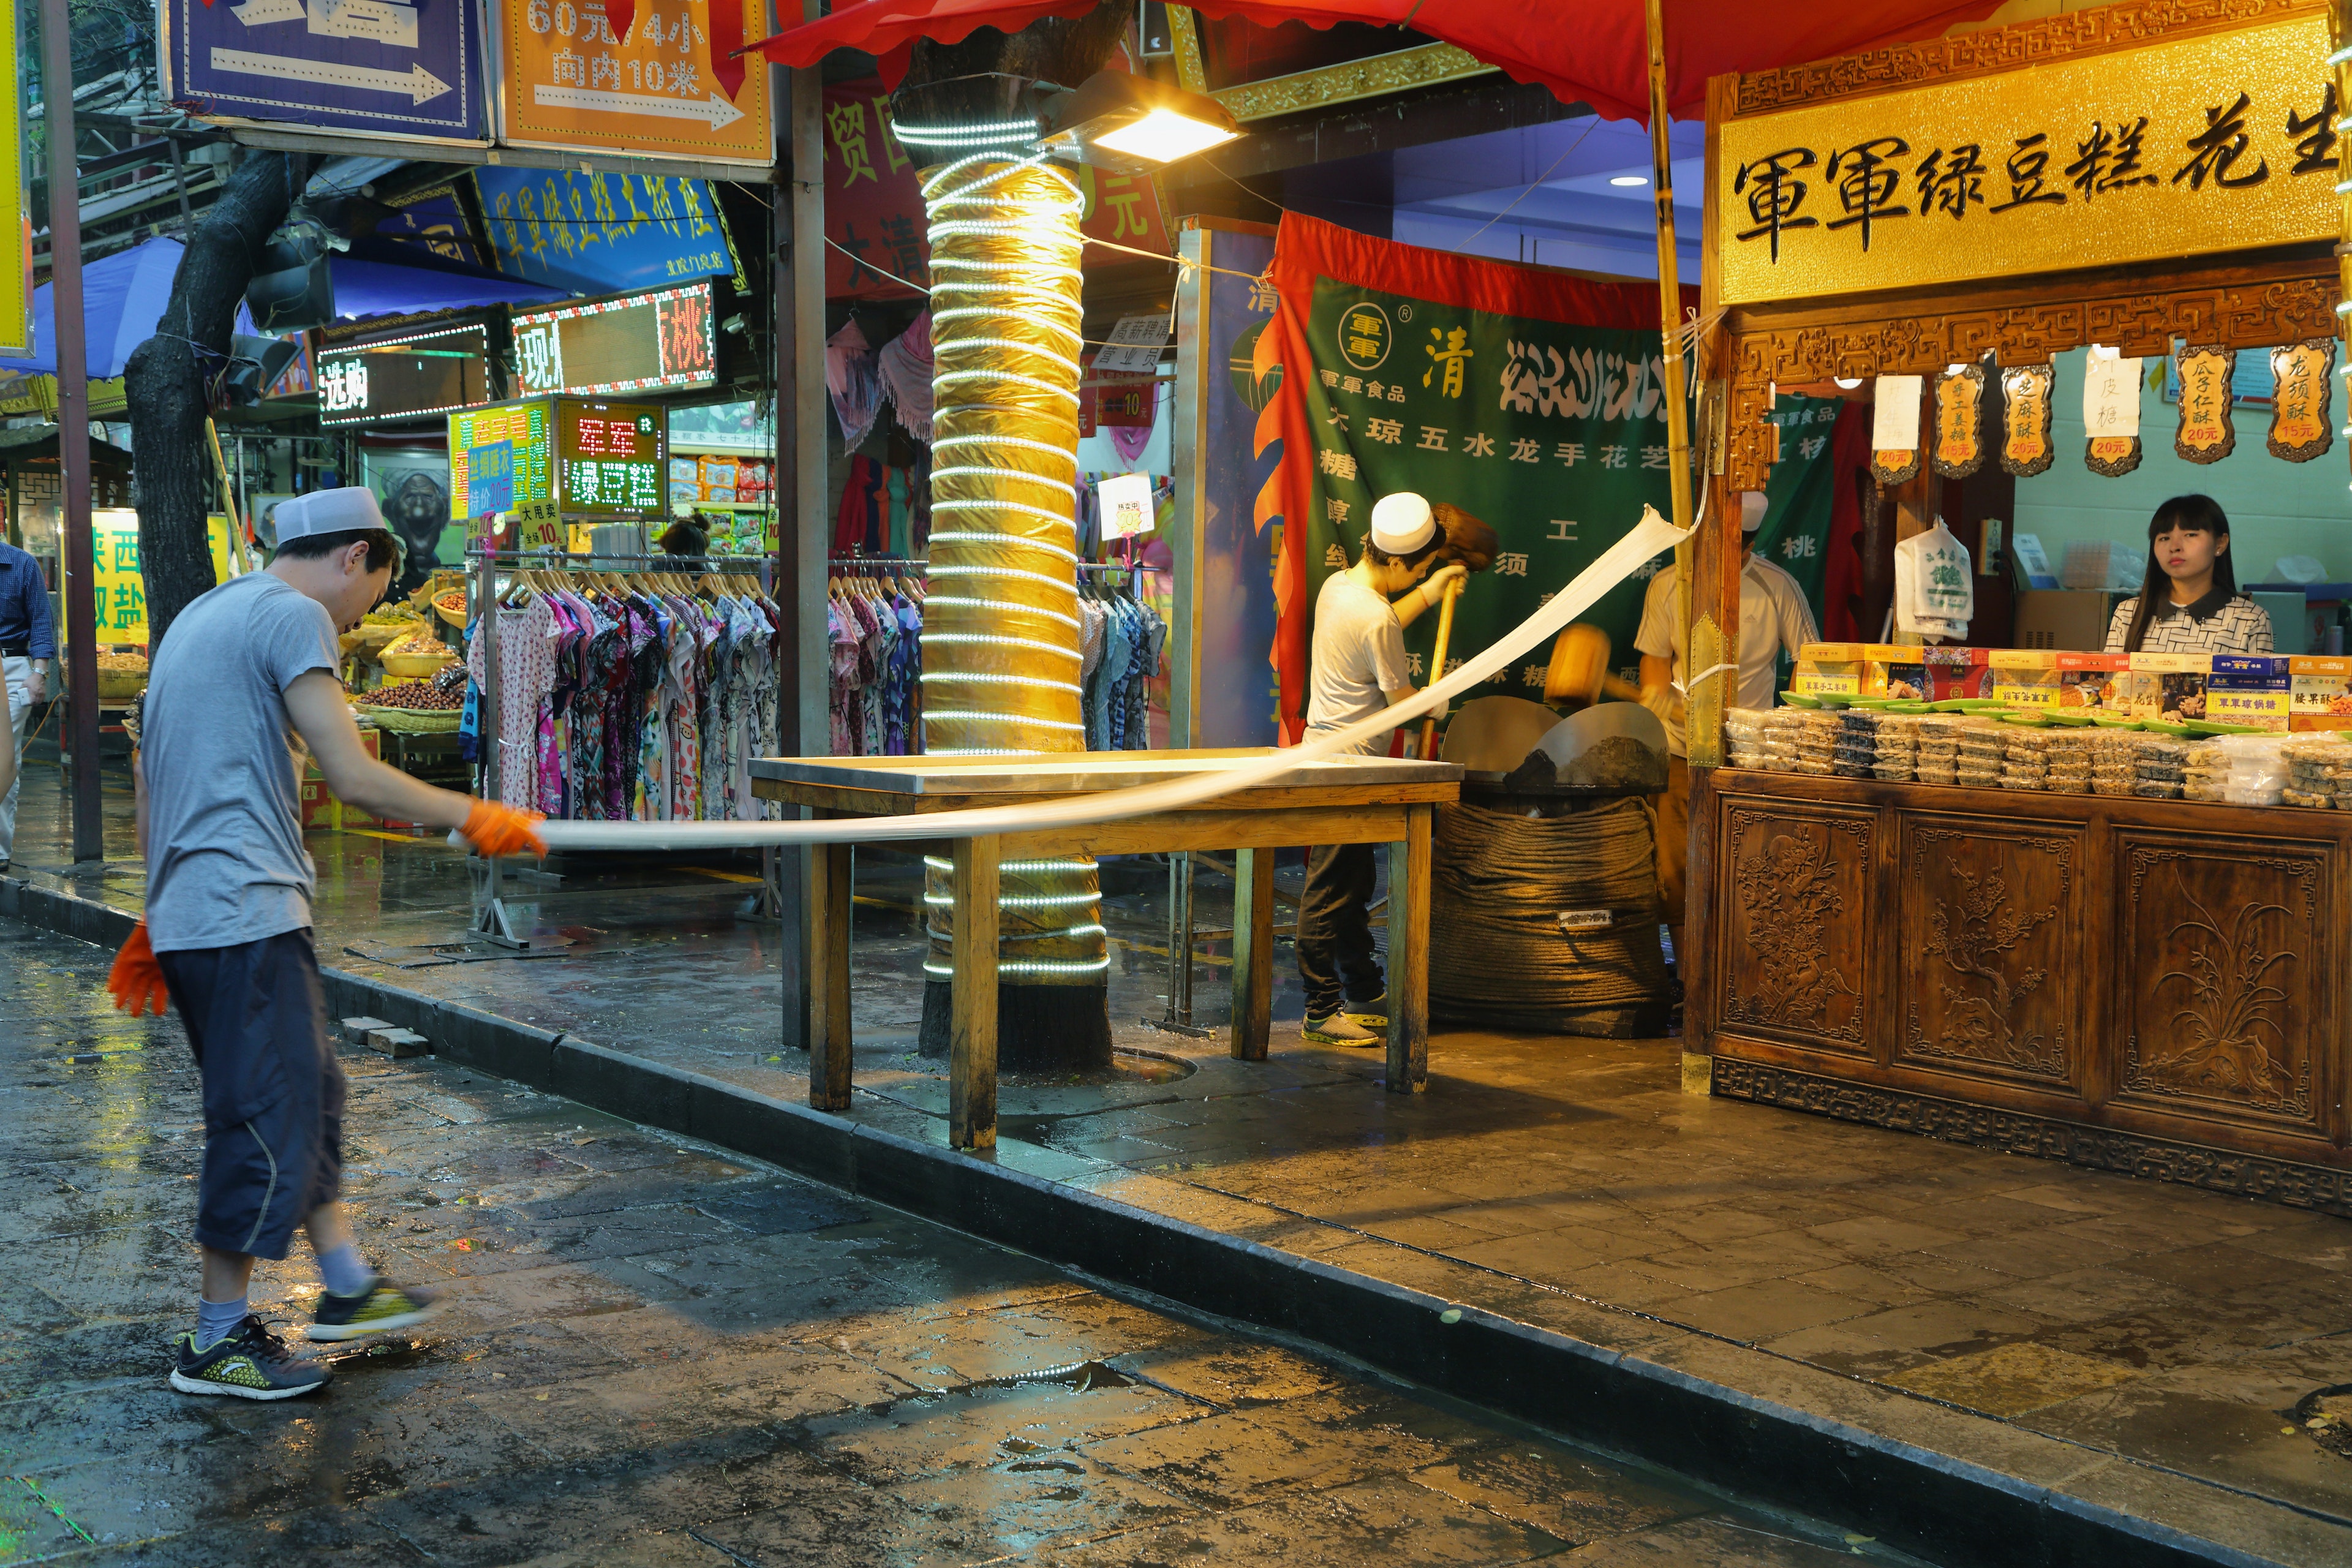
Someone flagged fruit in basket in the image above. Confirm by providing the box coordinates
[382,631,457,678]
[364,603,419,625]
[365,679,464,711]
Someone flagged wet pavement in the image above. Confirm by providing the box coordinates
[0,915,1930,1567]
[9,764,2352,1559]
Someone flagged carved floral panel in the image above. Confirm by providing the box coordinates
[2121,840,2327,1134]
[1896,821,2081,1092]
[1719,804,1872,1052]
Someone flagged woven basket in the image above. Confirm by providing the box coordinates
[356,706,461,733]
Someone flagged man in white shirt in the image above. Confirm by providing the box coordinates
[1634,492,1819,971]
[1298,491,1464,1046]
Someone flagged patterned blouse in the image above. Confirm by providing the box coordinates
[2104,590,2275,655]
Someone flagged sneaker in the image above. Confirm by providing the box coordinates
[309,1278,440,1342]
[1346,992,1390,1030]
[170,1316,330,1400]
[1305,1011,1383,1046]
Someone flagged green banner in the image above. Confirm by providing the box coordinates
[1749,394,1842,628]
[1300,278,1676,695]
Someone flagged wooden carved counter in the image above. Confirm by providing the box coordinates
[1692,767,2352,1215]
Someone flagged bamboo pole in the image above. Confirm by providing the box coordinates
[1643,0,1712,770]
[1417,575,1463,758]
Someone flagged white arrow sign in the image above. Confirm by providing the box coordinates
[310,0,419,48]
[533,83,744,131]
[211,48,451,104]
[231,0,306,24]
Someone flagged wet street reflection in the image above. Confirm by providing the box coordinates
[0,916,1930,1566]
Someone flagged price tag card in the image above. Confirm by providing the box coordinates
[1099,472,1153,539]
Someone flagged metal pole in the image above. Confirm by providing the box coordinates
[774,30,827,1046]
[40,0,99,864]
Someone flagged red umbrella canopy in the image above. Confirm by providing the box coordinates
[745,0,2007,123]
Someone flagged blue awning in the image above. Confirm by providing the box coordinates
[0,236,570,377]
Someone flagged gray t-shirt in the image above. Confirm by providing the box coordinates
[1305,572,1410,756]
[143,573,339,953]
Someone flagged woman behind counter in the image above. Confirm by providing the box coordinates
[2104,493,2274,656]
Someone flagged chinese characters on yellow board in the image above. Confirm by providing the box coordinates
[84,512,236,645]
[1716,16,2336,304]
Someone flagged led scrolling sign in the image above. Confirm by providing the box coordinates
[317,321,492,427]
[1714,15,2341,306]
[510,279,717,398]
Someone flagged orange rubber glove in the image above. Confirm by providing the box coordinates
[461,799,548,859]
[108,919,171,1017]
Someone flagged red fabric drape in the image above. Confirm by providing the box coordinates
[1819,399,1872,643]
[742,0,2008,123]
[1255,213,1697,742]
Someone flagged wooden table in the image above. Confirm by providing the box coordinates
[750,750,1463,1148]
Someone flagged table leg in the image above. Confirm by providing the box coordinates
[949,834,1001,1150]
[1229,846,1275,1061]
[807,842,854,1112]
[1387,804,1431,1093]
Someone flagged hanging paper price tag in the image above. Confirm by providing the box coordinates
[1100,472,1153,539]
[2081,353,2144,477]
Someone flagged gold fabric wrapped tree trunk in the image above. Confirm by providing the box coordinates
[913,148,1114,1069]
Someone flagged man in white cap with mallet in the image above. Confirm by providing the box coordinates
[106,486,549,1401]
[1296,491,1465,1046]
[1635,490,1819,977]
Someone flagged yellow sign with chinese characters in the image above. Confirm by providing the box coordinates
[0,0,24,357]
[1716,15,2339,305]
[83,510,237,646]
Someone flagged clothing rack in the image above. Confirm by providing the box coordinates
[470,548,774,946]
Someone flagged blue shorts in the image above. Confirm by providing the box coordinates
[156,930,344,1261]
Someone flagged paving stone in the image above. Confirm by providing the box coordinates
[0,911,1923,1563]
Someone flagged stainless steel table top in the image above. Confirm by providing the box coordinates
[748,749,1463,797]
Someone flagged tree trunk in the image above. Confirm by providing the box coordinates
[125,152,301,654]
[899,10,1131,1074]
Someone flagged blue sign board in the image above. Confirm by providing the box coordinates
[470,440,514,514]
[472,168,741,297]
[165,0,485,142]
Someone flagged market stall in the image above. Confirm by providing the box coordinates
[1688,0,2352,1207]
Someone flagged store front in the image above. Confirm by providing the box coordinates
[1689,3,2352,1210]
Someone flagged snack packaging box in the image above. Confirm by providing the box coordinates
[1989,648,2060,709]
[1858,643,1926,701]
[2206,655,2290,732]
[2291,655,2352,731]
[2128,651,2211,723]
[2054,651,2128,713]
[1923,646,1994,700]
[1793,642,1869,697]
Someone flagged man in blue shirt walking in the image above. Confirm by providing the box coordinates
[0,537,53,870]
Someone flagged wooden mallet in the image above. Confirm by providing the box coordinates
[1417,503,1500,757]
[1544,623,1647,708]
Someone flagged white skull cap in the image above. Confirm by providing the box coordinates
[1369,491,1435,554]
[1740,491,1770,532]
[272,486,388,542]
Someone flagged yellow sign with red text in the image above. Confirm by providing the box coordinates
[498,0,771,165]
